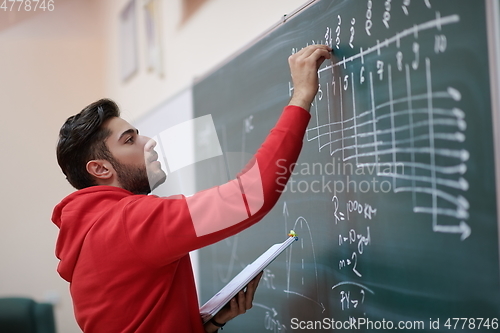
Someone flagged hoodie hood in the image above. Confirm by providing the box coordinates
[52,186,133,282]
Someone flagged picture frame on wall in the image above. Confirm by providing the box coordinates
[143,0,164,77]
[182,0,209,24]
[120,0,139,82]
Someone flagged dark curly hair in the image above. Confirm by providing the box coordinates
[56,99,120,189]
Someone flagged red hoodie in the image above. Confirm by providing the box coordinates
[52,105,310,332]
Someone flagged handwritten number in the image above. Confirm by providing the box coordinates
[352,252,362,277]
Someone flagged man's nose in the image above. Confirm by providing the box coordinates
[143,136,157,151]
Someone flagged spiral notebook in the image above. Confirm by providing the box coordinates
[199,236,298,323]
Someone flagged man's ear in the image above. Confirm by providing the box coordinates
[86,160,114,182]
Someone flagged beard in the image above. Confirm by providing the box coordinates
[110,158,167,195]
[112,161,152,195]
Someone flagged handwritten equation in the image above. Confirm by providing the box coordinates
[289,4,470,241]
[203,1,482,332]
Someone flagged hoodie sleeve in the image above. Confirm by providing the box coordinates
[121,105,310,266]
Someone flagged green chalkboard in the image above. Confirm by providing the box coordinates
[193,0,500,331]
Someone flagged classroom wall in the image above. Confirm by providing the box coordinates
[0,1,104,332]
[0,0,308,332]
[99,0,308,122]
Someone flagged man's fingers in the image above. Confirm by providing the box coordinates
[229,297,237,310]
[288,45,332,77]
[244,272,261,309]
[290,46,331,69]
[244,290,254,310]
[311,50,332,72]
[237,290,246,314]
[292,44,332,60]
[250,271,263,286]
[313,48,333,64]
[216,272,264,324]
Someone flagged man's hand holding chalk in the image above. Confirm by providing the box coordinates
[288,44,333,111]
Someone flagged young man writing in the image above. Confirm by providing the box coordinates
[52,44,332,332]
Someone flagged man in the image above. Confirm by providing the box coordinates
[52,44,332,332]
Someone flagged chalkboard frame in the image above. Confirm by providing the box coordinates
[486,0,500,271]
[192,0,500,331]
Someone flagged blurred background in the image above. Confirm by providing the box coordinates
[0,0,307,331]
